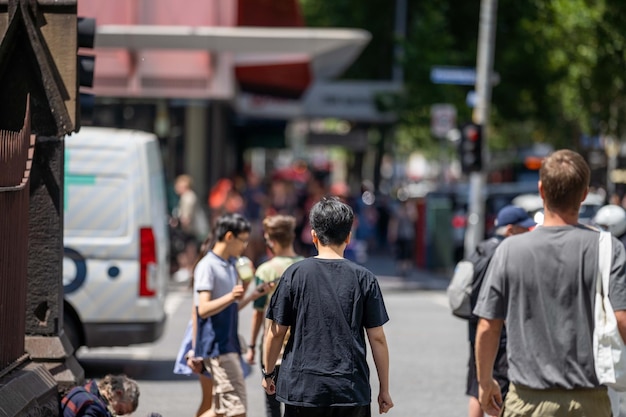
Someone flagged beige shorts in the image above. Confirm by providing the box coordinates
[204,352,247,416]
[502,383,611,417]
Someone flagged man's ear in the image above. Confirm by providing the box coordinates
[580,186,589,204]
[345,231,352,245]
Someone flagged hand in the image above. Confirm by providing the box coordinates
[245,347,256,364]
[231,284,245,300]
[262,376,276,395]
[187,356,204,375]
[478,379,502,416]
[378,391,393,414]
[251,281,276,301]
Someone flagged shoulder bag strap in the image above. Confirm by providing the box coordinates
[598,231,612,298]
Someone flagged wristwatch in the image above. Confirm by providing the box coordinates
[262,367,276,379]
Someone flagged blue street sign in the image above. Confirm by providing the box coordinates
[430,66,500,86]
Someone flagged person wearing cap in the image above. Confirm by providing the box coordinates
[474,150,626,417]
[464,205,536,417]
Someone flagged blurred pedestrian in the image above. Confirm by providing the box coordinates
[263,196,394,416]
[387,199,417,276]
[194,213,252,417]
[474,149,626,417]
[462,205,535,417]
[61,374,139,416]
[172,174,209,283]
[244,214,304,417]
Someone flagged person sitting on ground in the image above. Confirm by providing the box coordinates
[60,374,140,417]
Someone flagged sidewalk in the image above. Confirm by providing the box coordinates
[362,251,450,292]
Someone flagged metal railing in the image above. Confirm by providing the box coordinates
[0,96,35,369]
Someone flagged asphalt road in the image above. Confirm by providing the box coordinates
[76,263,469,416]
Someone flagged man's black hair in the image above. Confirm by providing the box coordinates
[309,196,354,246]
[213,213,251,241]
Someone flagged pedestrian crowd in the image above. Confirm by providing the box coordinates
[61,148,626,417]
[172,197,393,417]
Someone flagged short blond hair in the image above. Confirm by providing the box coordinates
[263,215,296,247]
[540,149,590,214]
[175,174,193,189]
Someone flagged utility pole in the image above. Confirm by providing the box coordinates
[463,0,498,258]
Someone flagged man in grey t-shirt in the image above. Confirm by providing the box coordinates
[474,149,626,417]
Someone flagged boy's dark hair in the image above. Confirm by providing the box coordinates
[309,196,354,246]
[213,213,251,241]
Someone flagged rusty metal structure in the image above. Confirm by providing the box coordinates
[0,96,34,372]
[0,1,83,415]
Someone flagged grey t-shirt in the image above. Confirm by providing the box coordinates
[474,225,626,389]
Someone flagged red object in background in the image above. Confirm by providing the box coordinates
[139,227,157,297]
[235,62,312,99]
[237,0,304,27]
[235,0,312,99]
[271,166,310,183]
[415,199,427,268]
[451,214,467,229]
[209,178,233,209]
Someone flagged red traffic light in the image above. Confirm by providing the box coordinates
[464,125,480,141]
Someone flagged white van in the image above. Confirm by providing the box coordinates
[62,127,170,350]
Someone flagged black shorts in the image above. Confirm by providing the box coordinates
[466,340,509,399]
[285,405,371,417]
[395,238,413,261]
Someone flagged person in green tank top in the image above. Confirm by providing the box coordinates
[244,214,304,417]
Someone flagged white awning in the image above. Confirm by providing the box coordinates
[95,25,370,79]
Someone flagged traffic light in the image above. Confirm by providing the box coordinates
[77,17,96,129]
[459,123,483,173]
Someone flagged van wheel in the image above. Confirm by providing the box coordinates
[63,311,82,353]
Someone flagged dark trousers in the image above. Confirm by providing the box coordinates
[284,405,371,417]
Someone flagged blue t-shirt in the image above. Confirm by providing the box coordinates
[267,257,389,407]
[194,251,240,358]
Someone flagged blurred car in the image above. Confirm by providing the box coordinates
[512,193,544,224]
[515,192,604,226]
[579,192,605,224]
[426,182,539,262]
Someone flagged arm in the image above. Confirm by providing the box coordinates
[475,317,504,416]
[238,281,275,311]
[245,308,265,364]
[366,326,394,414]
[615,311,626,343]
[186,304,204,374]
[197,286,244,319]
[262,319,288,395]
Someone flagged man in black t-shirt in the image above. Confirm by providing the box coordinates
[262,196,393,417]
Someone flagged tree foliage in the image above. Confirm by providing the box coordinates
[299,0,626,152]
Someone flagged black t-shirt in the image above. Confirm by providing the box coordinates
[266,257,389,407]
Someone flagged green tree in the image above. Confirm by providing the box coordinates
[300,0,626,155]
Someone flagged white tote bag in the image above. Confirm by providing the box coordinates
[593,230,626,391]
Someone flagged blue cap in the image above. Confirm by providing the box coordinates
[495,205,536,228]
